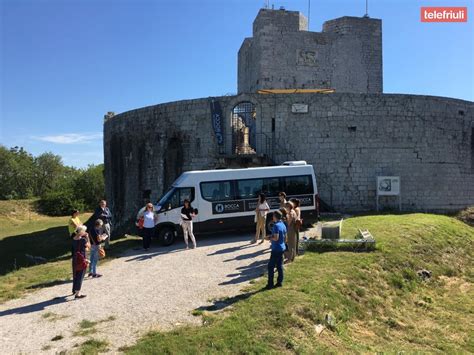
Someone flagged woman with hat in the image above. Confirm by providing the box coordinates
[72,225,90,299]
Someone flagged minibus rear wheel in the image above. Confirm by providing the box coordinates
[158,226,175,246]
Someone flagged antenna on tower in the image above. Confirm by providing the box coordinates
[363,0,370,18]
[308,0,311,29]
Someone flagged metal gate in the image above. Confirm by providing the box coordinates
[231,102,256,154]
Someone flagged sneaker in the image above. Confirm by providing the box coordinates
[250,240,257,244]
[93,274,103,278]
[88,273,93,277]
[75,294,87,299]
[264,284,274,290]
[275,283,283,288]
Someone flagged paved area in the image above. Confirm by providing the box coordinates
[0,233,270,354]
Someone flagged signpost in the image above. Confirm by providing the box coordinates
[376,176,401,211]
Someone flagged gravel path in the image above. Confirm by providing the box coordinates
[0,233,270,354]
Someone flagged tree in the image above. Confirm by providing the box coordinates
[74,164,105,210]
[0,146,105,215]
[34,152,65,197]
[0,145,36,199]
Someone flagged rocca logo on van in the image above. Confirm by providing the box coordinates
[213,201,243,214]
[215,204,225,213]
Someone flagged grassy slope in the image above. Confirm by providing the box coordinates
[0,200,140,303]
[125,214,473,353]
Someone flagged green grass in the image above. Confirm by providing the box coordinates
[0,199,141,303]
[41,311,69,322]
[124,213,473,353]
[76,338,109,355]
[73,317,117,337]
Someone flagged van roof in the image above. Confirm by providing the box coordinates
[173,165,315,185]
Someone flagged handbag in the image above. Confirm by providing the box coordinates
[137,217,144,229]
[99,246,106,258]
[74,252,88,271]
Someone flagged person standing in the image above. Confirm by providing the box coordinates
[278,192,287,209]
[88,219,107,278]
[285,201,298,262]
[181,199,197,249]
[139,203,158,250]
[68,210,82,238]
[253,193,270,244]
[266,210,287,289]
[290,198,302,255]
[93,200,112,249]
[72,225,90,299]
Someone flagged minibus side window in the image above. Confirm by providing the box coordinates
[284,175,313,195]
[201,181,234,201]
[262,177,280,197]
[236,179,263,199]
[161,187,195,210]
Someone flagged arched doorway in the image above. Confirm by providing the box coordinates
[231,102,256,154]
[163,137,183,191]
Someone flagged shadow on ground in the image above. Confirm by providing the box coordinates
[194,288,265,313]
[122,233,258,262]
[0,296,70,317]
[220,256,268,286]
[0,226,71,276]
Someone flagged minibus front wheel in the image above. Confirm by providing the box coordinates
[157,226,175,246]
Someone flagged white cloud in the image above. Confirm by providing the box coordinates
[33,132,103,144]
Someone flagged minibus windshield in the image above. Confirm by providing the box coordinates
[157,187,175,207]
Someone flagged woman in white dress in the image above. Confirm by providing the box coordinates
[253,193,270,244]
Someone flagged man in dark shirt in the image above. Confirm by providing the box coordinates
[92,200,112,249]
[266,210,287,289]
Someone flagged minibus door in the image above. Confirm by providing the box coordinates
[158,187,197,229]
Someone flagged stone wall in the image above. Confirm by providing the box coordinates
[259,93,473,212]
[104,92,474,230]
[103,98,220,227]
[238,9,382,94]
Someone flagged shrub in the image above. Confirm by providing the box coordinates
[37,190,85,216]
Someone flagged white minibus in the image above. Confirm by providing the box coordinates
[149,162,319,245]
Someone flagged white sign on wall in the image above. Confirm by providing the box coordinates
[376,176,401,211]
[377,176,400,196]
[291,103,308,113]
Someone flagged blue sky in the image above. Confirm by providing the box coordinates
[1,0,473,167]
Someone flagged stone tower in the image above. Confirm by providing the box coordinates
[238,8,383,94]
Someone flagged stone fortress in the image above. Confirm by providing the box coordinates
[104,8,473,229]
